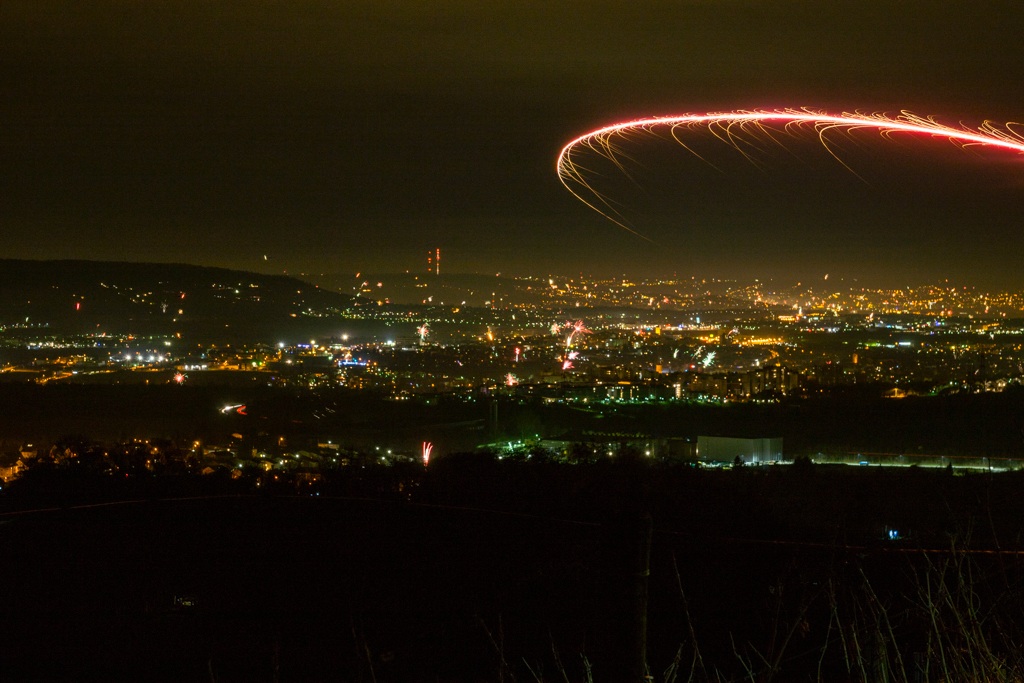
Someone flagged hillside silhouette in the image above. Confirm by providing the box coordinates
[0,259,362,337]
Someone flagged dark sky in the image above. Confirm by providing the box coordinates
[3,1,1024,285]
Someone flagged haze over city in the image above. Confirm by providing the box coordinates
[3,1,1024,284]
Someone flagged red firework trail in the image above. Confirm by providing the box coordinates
[556,109,1024,240]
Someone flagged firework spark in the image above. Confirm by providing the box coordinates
[558,320,590,372]
[563,320,590,348]
[557,109,1024,237]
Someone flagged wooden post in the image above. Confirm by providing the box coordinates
[631,512,653,682]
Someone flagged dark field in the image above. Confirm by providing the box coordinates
[1,382,1024,459]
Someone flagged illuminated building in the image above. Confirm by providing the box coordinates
[697,436,783,464]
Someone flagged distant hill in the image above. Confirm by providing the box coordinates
[0,260,362,338]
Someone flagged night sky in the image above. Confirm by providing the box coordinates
[4,1,1024,285]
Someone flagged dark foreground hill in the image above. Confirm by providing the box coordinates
[3,463,1024,682]
[0,259,362,338]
